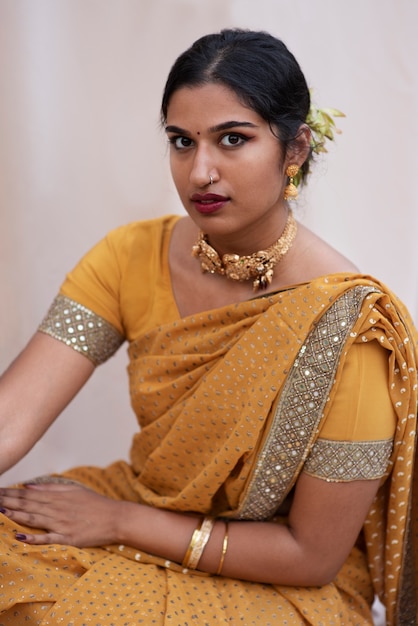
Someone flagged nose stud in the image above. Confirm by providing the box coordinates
[209,175,213,185]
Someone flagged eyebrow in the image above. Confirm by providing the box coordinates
[165,121,258,135]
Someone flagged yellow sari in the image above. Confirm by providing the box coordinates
[0,216,417,625]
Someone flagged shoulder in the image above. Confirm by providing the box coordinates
[292,222,359,279]
[65,214,181,279]
[105,214,181,251]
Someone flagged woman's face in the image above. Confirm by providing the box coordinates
[165,83,290,248]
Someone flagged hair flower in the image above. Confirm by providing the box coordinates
[292,90,345,188]
[306,89,345,155]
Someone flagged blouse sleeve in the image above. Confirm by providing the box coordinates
[303,340,396,482]
[37,216,180,366]
[37,228,127,365]
[38,294,124,366]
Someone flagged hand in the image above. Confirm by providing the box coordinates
[0,482,122,547]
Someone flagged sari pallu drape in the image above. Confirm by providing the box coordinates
[124,275,418,624]
[1,274,416,625]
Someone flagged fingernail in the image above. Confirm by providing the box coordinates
[15,533,27,541]
[0,507,6,514]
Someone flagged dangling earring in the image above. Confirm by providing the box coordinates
[284,164,299,201]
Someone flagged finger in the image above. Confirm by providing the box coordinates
[14,531,69,545]
[0,487,53,508]
[0,489,63,528]
[0,487,30,499]
[0,504,53,530]
[0,491,51,513]
[24,483,82,492]
[0,485,82,512]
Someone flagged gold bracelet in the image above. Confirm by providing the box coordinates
[182,517,204,568]
[184,516,215,570]
[216,521,229,576]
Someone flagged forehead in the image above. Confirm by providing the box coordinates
[165,83,262,128]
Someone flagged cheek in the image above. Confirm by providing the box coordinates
[169,160,187,192]
[243,160,283,200]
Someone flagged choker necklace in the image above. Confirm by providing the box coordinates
[192,210,297,292]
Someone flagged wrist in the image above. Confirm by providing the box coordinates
[113,500,144,545]
[111,502,228,576]
[112,502,208,566]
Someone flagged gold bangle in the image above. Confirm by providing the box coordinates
[182,517,204,568]
[216,521,229,576]
[186,516,215,569]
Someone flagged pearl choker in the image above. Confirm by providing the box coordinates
[192,211,297,292]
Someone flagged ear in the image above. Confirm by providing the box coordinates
[285,124,311,168]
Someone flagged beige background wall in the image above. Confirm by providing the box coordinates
[1,0,417,486]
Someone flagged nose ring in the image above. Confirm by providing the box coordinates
[209,175,213,185]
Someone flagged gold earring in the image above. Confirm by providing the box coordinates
[284,164,299,201]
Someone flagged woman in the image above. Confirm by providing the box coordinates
[0,29,417,625]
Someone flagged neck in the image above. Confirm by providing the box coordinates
[205,211,291,258]
[192,210,297,292]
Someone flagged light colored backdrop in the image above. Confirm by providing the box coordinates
[1,0,417,486]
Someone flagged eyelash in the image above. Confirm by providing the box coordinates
[221,133,249,147]
[167,133,250,151]
[168,136,193,150]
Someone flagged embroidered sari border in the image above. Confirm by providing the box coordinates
[238,285,378,520]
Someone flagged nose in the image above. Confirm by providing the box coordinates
[189,144,217,187]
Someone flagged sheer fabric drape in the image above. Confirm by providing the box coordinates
[1,0,417,491]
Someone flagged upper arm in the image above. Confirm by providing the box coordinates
[287,471,380,584]
[286,340,395,584]
[0,331,95,473]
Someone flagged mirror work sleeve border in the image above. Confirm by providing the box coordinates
[38,294,124,365]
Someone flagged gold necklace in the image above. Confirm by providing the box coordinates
[192,210,297,292]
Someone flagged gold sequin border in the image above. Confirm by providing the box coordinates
[38,294,124,365]
[238,285,379,520]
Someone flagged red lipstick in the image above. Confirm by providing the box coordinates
[191,193,229,214]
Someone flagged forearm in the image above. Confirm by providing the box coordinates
[116,502,329,587]
[1,474,376,587]
[116,473,381,587]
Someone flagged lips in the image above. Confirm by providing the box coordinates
[190,193,229,214]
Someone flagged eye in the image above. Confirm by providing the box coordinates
[168,136,193,150]
[220,133,248,147]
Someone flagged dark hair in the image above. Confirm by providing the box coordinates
[161,29,312,181]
